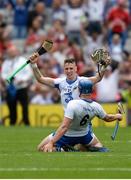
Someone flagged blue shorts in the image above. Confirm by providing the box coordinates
[53,131,94,148]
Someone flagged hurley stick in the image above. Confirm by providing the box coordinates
[6,40,53,83]
[111,102,125,140]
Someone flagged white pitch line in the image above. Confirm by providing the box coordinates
[0,153,131,158]
[0,167,131,172]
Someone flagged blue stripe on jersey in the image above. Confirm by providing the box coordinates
[66,77,78,84]
[54,83,60,90]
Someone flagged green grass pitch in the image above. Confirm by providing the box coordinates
[0,126,131,179]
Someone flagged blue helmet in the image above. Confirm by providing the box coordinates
[78,79,93,94]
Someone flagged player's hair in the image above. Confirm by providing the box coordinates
[64,58,76,65]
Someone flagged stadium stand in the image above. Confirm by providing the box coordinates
[0,0,131,125]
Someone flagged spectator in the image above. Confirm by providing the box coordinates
[83,31,104,62]
[0,20,14,54]
[129,0,131,15]
[52,35,71,68]
[8,0,32,38]
[1,45,33,125]
[0,14,12,41]
[65,0,87,45]
[85,0,106,35]
[37,57,61,79]
[106,0,130,47]
[96,65,120,103]
[49,0,66,24]
[69,45,95,77]
[30,82,53,105]
[0,0,8,8]
[24,16,46,55]
[0,3,14,25]
[27,1,46,30]
[109,33,123,62]
[44,0,53,8]
[46,19,67,45]
[49,56,63,78]
[103,0,118,18]
[119,53,131,88]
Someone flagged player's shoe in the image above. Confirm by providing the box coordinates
[55,147,65,152]
[55,146,78,152]
[62,145,79,152]
[87,146,109,152]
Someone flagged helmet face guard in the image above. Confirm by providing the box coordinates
[91,49,109,65]
[78,79,93,95]
[91,48,110,78]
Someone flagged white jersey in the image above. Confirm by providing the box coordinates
[1,56,33,89]
[54,76,91,110]
[64,99,106,137]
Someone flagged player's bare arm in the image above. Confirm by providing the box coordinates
[43,117,71,152]
[103,113,122,122]
[89,69,106,84]
[30,54,55,87]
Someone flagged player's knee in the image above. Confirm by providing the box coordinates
[90,136,103,147]
[93,142,103,147]
[37,144,42,151]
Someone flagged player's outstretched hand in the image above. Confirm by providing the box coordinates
[104,55,111,67]
[116,113,122,121]
[43,142,54,152]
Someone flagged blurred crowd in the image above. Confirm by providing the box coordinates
[0,0,131,108]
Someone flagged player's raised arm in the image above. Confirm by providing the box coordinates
[29,53,55,87]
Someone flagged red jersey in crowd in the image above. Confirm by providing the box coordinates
[107,6,130,33]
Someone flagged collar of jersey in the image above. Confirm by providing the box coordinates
[66,76,77,84]
[81,98,93,103]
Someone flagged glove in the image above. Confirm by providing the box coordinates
[91,48,111,67]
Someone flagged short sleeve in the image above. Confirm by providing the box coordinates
[64,101,75,119]
[95,103,107,119]
[54,78,62,89]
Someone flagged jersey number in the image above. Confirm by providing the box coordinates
[65,92,73,103]
[80,114,90,126]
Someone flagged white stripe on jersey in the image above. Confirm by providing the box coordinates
[64,99,107,137]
